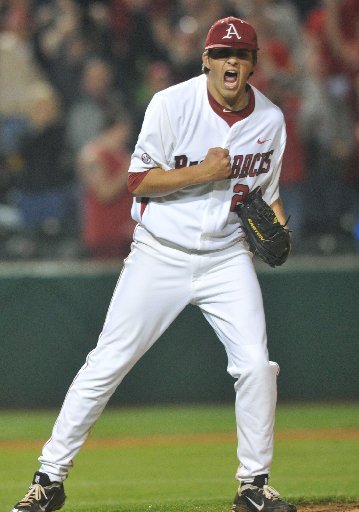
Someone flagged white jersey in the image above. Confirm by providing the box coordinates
[129,74,286,251]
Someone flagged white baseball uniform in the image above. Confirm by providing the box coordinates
[39,74,286,483]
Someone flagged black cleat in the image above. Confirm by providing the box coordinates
[11,471,66,512]
[232,483,297,512]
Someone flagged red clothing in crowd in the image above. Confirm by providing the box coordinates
[83,146,135,259]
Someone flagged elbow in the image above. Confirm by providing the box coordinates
[130,187,142,198]
[128,171,149,197]
[128,181,143,197]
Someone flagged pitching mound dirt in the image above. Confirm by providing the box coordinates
[299,505,358,512]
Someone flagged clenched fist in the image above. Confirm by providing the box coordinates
[199,147,232,182]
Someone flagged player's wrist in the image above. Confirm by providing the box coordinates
[194,161,219,184]
[193,162,210,184]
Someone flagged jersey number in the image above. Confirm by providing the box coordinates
[230,184,249,212]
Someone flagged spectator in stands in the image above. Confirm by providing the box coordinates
[266,74,307,251]
[299,0,357,239]
[34,30,90,111]
[77,115,136,260]
[133,60,173,137]
[32,0,114,110]
[324,0,359,244]
[13,82,74,258]
[109,0,170,99]
[0,0,49,239]
[322,0,359,77]
[65,57,126,158]
[0,0,45,118]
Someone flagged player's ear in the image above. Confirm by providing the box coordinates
[202,51,210,69]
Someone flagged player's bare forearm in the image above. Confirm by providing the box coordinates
[131,147,232,197]
[131,166,203,197]
[270,197,288,227]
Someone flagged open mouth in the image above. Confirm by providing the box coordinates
[224,70,238,88]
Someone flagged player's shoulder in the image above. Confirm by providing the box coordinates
[153,75,206,103]
[147,75,206,122]
[251,85,285,121]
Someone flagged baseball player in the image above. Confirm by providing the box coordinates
[12,17,296,512]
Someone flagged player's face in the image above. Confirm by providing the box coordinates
[202,48,255,110]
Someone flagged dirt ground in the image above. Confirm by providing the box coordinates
[299,505,359,512]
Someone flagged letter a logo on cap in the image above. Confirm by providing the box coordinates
[222,23,241,41]
[205,17,259,50]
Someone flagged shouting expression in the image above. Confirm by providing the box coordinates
[202,48,256,111]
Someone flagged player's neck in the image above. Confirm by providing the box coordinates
[208,84,250,112]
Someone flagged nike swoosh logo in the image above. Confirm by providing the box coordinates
[223,109,232,112]
[245,496,265,511]
[257,138,271,144]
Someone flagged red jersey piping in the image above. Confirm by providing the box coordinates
[207,85,255,127]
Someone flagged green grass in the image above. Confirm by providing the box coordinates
[1,403,358,511]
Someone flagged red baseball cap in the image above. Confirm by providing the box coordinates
[205,17,259,51]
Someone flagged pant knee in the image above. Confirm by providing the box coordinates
[231,360,279,390]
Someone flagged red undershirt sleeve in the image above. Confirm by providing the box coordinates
[128,171,150,193]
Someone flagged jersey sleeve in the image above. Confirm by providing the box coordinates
[261,120,287,206]
[129,92,174,173]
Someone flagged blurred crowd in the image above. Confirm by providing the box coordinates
[0,0,358,260]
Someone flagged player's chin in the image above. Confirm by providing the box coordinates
[221,85,240,101]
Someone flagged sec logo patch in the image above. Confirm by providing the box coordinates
[141,153,152,164]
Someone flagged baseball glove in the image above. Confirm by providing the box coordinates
[236,191,291,267]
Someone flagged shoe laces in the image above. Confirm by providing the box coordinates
[18,483,47,507]
[262,484,281,500]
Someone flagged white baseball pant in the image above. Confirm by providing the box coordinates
[39,229,278,482]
